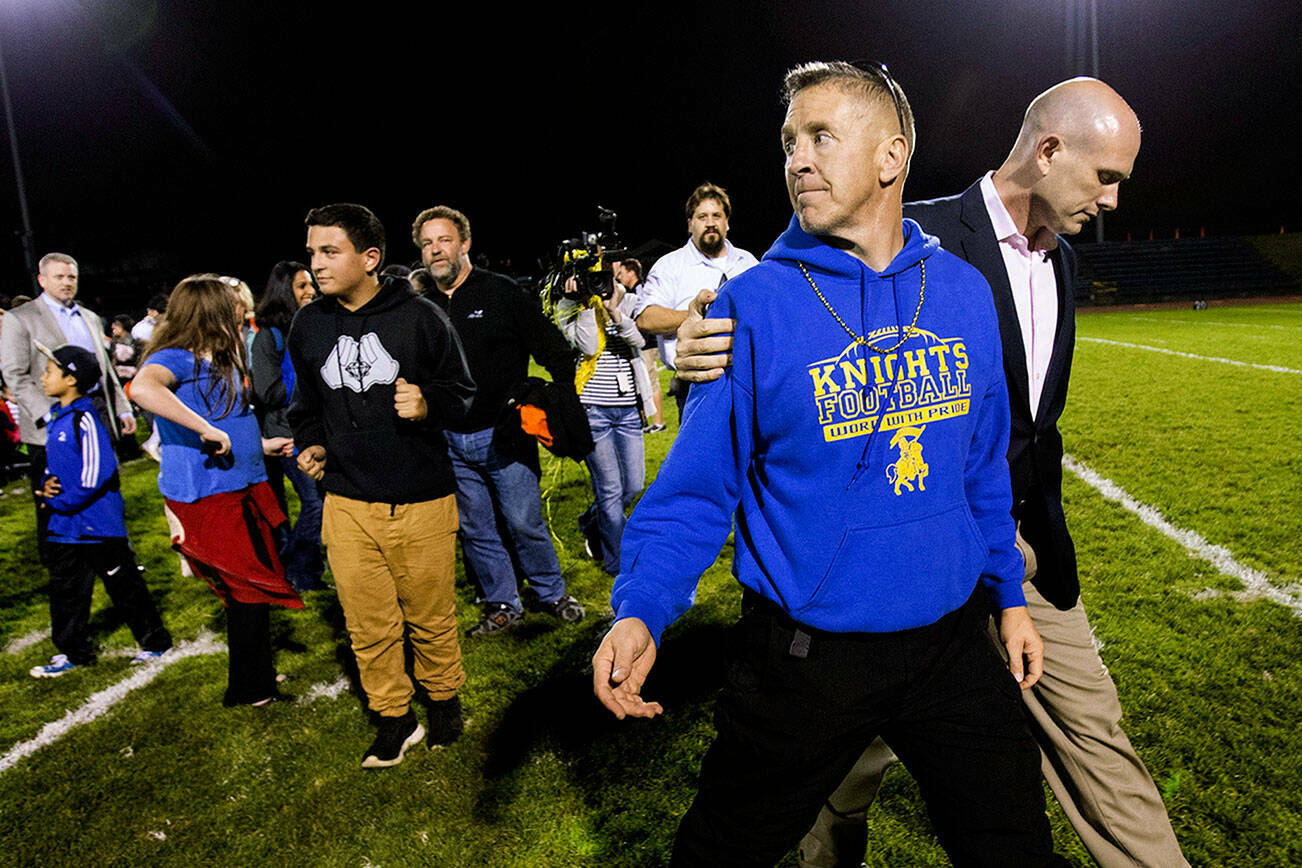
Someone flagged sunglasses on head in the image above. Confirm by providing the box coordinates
[849,60,906,138]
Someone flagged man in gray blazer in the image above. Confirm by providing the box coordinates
[1,253,135,562]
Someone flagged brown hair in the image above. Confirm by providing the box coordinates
[412,206,472,246]
[685,182,732,221]
[618,258,644,283]
[143,274,249,419]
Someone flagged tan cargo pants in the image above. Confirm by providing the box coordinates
[322,493,465,717]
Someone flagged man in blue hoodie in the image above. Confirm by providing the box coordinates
[675,79,1177,868]
[592,62,1062,866]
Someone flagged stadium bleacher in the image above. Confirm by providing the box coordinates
[1074,236,1302,305]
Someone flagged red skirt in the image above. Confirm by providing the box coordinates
[165,481,304,609]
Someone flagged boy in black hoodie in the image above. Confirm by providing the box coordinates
[290,203,475,768]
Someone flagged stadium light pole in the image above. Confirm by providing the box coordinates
[1066,0,1106,243]
[0,23,38,280]
[1089,0,1104,243]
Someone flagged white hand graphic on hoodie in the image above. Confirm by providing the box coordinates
[320,332,401,393]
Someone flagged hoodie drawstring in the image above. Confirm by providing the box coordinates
[846,267,908,491]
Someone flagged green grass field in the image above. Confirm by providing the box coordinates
[1,302,1299,867]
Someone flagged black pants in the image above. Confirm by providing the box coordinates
[47,539,173,664]
[184,556,278,705]
[668,377,691,422]
[222,600,277,705]
[26,444,51,565]
[670,590,1064,868]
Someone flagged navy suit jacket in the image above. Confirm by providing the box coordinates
[905,179,1080,610]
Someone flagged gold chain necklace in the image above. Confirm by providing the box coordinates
[798,260,925,355]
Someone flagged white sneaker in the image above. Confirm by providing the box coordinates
[30,654,77,678]
[130,649,169,665]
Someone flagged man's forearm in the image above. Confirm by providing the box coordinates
[636,305,689,335]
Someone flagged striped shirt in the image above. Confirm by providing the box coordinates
[557,294,645,407]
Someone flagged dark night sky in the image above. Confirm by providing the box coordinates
[1,0,1300,309]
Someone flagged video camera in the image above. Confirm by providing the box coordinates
[542,206,628,304]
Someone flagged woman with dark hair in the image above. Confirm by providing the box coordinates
[131,275,302,707]
[251,261,326,591]
[109,314,139,381]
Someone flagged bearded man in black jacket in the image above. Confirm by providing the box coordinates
[413,206,586,636]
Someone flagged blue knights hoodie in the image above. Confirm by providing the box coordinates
[41,396,128,542]
[611,217,1024,644]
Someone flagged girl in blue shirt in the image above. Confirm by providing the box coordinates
[132,275,303,707]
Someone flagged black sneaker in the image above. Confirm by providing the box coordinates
[426,696,464,747]
[362,711,425,769]
[542,594,586,623]
[467,603,523,637]
[578,505,602,561]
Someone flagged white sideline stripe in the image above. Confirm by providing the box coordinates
[1127,315,1302,331]
[4,629,50,654]
[1063,455,1302,617]
[1078,336,1302,374]
[304,675,350,702]
[0,632,225,774]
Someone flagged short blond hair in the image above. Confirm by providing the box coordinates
[38,252,77,274]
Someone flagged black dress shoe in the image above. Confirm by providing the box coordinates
[223,690,297,708]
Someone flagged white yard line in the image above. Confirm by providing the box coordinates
[304,675,350,702]
[4,629,50,655]
[1077,336,1302,374]
[0,632,225,774]
[1063,455,1302,617]
[1126,315,1302,331]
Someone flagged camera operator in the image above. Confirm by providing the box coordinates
[555,270,648,576]
[612,259,665,433]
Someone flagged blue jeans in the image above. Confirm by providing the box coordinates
[444,427,566,610]
[582,404,644,574]
[280,455,325,590]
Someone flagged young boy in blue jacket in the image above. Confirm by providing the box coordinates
[28,344,172,678]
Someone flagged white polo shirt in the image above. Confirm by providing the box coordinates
[635,238,757,370]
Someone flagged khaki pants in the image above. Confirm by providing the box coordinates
[322,493,465,717]
[800,582,1188,868]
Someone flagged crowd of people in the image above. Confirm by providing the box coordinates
[0,56,1196,866]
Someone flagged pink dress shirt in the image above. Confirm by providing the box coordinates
[979,172,1058,420]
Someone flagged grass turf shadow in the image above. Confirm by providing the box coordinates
[473,621,730,862]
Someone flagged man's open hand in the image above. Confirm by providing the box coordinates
[999,605,1044,690]
[298,445,327,480]
[394,377,428,420]
[37,475,62,499]
[673,289,735,383]
[592,617,664,719]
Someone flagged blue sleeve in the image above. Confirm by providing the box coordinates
[45,413,116,514]
[142,347,192,381]
[610,289,754,645]
[964,313,1026,610]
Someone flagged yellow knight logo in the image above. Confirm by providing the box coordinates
[886,425,928,495]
